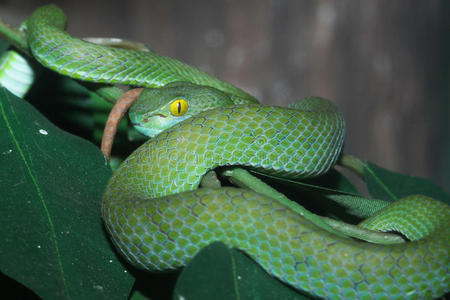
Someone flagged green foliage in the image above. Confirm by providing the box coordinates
[174,242,309,300]
[364,162,450,205]
[0,88,133,299]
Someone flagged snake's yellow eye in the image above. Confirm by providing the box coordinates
[169,99,189,116]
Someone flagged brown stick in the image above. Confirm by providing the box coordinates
[101,88,143,161]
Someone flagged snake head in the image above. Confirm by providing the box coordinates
[128,82,234,138]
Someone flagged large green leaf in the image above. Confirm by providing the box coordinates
[173,242,310,300]
[0,88,134,299]
[364,162,450,204]
[0,38,9,54]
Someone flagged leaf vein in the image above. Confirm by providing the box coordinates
[0,89,69,298]
[365,164,398,201]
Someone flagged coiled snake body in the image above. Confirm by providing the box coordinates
[26,5,449,299]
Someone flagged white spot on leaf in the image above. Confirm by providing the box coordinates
[39,129,48,135]
[93,285,104,292]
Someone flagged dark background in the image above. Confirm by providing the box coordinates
[1,0,449,189]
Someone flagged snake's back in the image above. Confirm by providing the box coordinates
[26,5,257,104]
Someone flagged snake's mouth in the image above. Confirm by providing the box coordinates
[139,114,167,124]
[130,114,166,127]
[132,123,162,138]
[130,114,170,138]
[149,113,167,119]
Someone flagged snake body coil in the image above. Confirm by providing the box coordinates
[26,5,449,299]
[26,5,257,105]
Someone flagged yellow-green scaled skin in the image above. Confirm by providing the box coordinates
[26,5,257,105]
[26,5,450,299]
[102,102,449,299]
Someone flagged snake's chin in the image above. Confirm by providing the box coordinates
[133,124,161,138]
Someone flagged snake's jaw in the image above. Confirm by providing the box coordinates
[132,116,164,138]
[133,123,159,138]
[132,113,189,138]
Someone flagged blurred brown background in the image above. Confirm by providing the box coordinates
[0,0,449,189]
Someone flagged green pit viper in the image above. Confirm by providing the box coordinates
[21,5,449,299]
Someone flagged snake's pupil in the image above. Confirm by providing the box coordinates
[177,101,181,114]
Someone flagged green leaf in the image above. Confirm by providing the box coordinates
[364,161,450,205]
[248,169,389,220]
[250,169,360,195]
[0,87,134,299]
[128,268,179,300]
[0,37,9,53]
[173,242,310,300]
